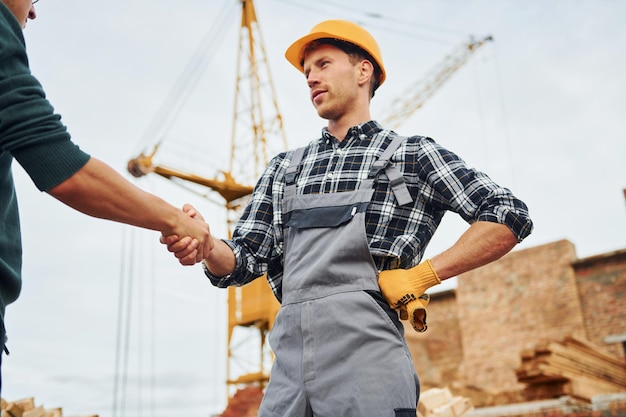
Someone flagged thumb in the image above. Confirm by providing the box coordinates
[183,203,206,222]
[182,203,197,217]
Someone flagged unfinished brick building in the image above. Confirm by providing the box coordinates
[407,239,626,405]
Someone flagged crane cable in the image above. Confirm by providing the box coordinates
[112,226,158,417]
[132,0,239,158]
[112,227,135,417]
[271,0,465,44]
[115,4,239,409]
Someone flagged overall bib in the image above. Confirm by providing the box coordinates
[258,135,420,417]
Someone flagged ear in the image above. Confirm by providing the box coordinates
[357,59,374,87]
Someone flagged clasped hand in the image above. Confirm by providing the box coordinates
[161,204,212,266]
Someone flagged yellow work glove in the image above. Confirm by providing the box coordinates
[378,259,441,332]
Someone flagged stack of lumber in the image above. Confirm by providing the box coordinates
[418,387,474,417]
[1,397,97,417]
[516,335,626,402]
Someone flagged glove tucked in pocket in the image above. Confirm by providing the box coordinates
[378,259,441,332]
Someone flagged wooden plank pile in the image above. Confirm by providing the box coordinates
[1,397,98,417]
[516,335,626,402]
[418,387,474,417]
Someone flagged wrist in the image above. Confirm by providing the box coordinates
[378,259,441,308]
[202,238,236,277]
[408,259,441,290]
[160,206,186,236]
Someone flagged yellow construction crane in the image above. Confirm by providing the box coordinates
[128,0,283,397]
[127,1,493,407]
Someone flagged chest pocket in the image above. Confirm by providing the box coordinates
[284,201,369,229]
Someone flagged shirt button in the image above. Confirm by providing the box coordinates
[360,134,366,139]
[327,173,334,179]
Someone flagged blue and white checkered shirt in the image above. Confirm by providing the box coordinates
[204,120,533,300]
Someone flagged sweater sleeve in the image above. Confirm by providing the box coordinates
[0,5,90,191]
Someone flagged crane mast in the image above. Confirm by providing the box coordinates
[127,0,284,399]
[223,0,284,395]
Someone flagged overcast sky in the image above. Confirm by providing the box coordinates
[3,1,625,416]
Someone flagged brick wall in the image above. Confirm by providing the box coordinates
[574,250,626,360]
[457,239,587,391]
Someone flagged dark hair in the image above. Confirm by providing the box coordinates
[302,38,382,98]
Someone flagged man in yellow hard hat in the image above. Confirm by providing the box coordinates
[166,19,533,416]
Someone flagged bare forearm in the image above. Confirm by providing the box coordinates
[48,158,183,233]
[430,221,518,280]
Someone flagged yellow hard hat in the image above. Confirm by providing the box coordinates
[285,19,386,87]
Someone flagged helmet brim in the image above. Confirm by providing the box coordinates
[285,28,386,86]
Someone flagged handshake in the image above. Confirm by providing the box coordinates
[160,204,213,266]
[378,259,441,332]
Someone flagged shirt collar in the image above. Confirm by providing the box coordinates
[321,120,383,143]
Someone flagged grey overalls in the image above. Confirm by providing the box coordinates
[258,134,420,417]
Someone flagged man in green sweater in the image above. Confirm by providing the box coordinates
[0,0,209,393]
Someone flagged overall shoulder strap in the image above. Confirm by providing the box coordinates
[364,134,413,206]
[284,146,306,186]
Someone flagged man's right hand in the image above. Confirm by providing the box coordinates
[162,204,237,275]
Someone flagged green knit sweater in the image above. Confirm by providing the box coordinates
[0,3,90,330]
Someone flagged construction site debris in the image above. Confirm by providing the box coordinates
[467,393,626,417]
[418,387,474,417]
[219,386,264,417]
[218,386,474,417]
[0,397,97,417]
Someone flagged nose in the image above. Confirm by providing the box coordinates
[306,69,319,89]
[28,5,37,20]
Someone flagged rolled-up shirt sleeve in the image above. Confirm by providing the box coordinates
[415,137,533,242]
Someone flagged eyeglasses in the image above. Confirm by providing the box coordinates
[32,0,39,4]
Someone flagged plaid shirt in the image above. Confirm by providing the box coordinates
[205,121,533,300]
